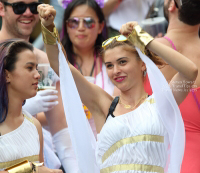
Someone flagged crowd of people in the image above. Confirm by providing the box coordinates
[0,0,199,173]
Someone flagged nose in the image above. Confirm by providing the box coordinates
[113,65,121,76]
[23,7,33,16]
[77,19,85,30]
[35,70,40,80]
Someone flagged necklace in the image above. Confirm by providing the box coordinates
[119,93,148,110]
[74,51,104,89]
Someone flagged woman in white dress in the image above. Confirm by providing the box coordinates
[38,4,198,173]
[0,40,62,173]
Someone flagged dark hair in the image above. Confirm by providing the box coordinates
[101,39,165,67]
[165,0,200,25]
[178,0,200,26]
[0,39,33,123]
[61,0,105,65]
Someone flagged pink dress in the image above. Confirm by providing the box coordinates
[179,87,200,173]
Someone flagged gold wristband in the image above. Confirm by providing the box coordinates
[41,22,60,45]
[128,25,154,54]
[5,160,32,173]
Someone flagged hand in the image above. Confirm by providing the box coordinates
[119,21,138,37]
[38,166,63,173]
[23,90,59,116]
[37,4,56,28]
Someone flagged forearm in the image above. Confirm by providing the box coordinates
[44,44,60,75]
[45,81,68,136]
[147,40,198,81]
[103,0,121,17]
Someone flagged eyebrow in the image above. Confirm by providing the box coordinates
[105,57,128,64]
[26,62,37,66]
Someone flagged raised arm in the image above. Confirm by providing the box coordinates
[120,22,198,105]
[102,0,123,18]
[37,4,112,123]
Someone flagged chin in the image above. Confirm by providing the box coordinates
[27,91,37,99]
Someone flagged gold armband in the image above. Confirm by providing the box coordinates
[128,25,154,54]
[5,160,32,173]
[41,22,60,45]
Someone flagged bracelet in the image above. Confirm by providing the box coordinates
[5,160,32,173]
[127,25,154,54]
[41,22,60,45]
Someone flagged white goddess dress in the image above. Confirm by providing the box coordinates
[96,95,169,173]
[57,42,185,173]
[0,110,40,171]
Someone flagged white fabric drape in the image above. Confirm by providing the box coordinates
[136,48,185,173]
[57,42,100,173]
[57,41,185,173]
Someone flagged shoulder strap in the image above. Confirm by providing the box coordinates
[163,36,177,50]
[105,96,119,122]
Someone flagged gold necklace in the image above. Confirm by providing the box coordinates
[119,93,148,110]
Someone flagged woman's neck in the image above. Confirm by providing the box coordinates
[73,46,95,62]
[6,91,24,120]
[120,83,147,106]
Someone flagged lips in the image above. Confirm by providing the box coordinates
[32,82,38,88]
[18,19,33,25]
[77,35,86,39]
[114,76,126,82]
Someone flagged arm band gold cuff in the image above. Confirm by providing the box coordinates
[41,22,60,45]
[5,160,32,173]
[127,25,154,54]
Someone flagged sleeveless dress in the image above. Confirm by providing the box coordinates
[179,87,200,173]
[144,36,200,173]
[96,95,169,173]
[0,110,40,171]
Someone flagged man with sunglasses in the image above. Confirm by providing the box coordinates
[0,0,41,39]
[0,0,66,171]
[145,0,200,172]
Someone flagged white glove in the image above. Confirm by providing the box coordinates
[53,128,79,173]
[23,89,59,116]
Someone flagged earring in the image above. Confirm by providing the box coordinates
[143,70,147,77]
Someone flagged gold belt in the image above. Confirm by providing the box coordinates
[102,135,164,163]
[100,164,164,173]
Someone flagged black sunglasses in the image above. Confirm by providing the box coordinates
[3,2,42,15]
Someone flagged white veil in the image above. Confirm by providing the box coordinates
[136,48,185,172]
[57,41,185,173]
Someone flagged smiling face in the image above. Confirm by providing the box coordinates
[104,45,146,92]
[1,0,39,39]
[66,4,104,50]
[6,49,40,100]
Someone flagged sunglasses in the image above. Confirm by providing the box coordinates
[102,35,127,49]
[3,2,42,15]
[174,0,182,9]
[66,17,96,29]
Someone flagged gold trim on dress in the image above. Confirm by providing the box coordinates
[102,135,164,163]
[0,155,39,169]
[100,164,164,173]
[24,114,34,124]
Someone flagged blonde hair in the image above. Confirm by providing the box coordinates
[101,38,166,68]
